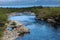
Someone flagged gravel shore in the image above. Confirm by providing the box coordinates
[2,29,19,40]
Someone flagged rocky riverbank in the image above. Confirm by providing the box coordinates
[2,29,19,40]
[36,16,60,26]
[2,21,29,40]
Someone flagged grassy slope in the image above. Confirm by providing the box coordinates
[30,7,60,19]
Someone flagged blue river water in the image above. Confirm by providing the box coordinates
[9,13,60,40]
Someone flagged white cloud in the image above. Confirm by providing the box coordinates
[0,0,60,6]
[0,0,22,1]
[0,0,37,2]
[0,0,37,4]
[0,0,37,6]
[0,0,60,2]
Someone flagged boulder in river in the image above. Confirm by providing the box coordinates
[17,25,29,33]
[47,18,56,23]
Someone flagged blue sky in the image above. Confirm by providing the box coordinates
[0,0,60,7]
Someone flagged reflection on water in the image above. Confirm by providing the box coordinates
[9,13,60,40]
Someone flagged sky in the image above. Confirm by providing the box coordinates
[0,0,60,7]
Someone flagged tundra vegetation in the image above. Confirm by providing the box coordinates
[0,6,60,38]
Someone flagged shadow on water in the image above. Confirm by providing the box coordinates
[18,32,30,37]
[36,20,59,30]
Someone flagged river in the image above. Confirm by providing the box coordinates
[9,13,60,40]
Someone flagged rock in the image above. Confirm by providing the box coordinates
[2,30,18,40]
[23,28,29,33]
[41,18,44,21]
[47,18,56,23]
[17,25,29,33]
[2,20,30,40]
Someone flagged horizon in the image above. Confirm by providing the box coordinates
[0,5,60,8]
